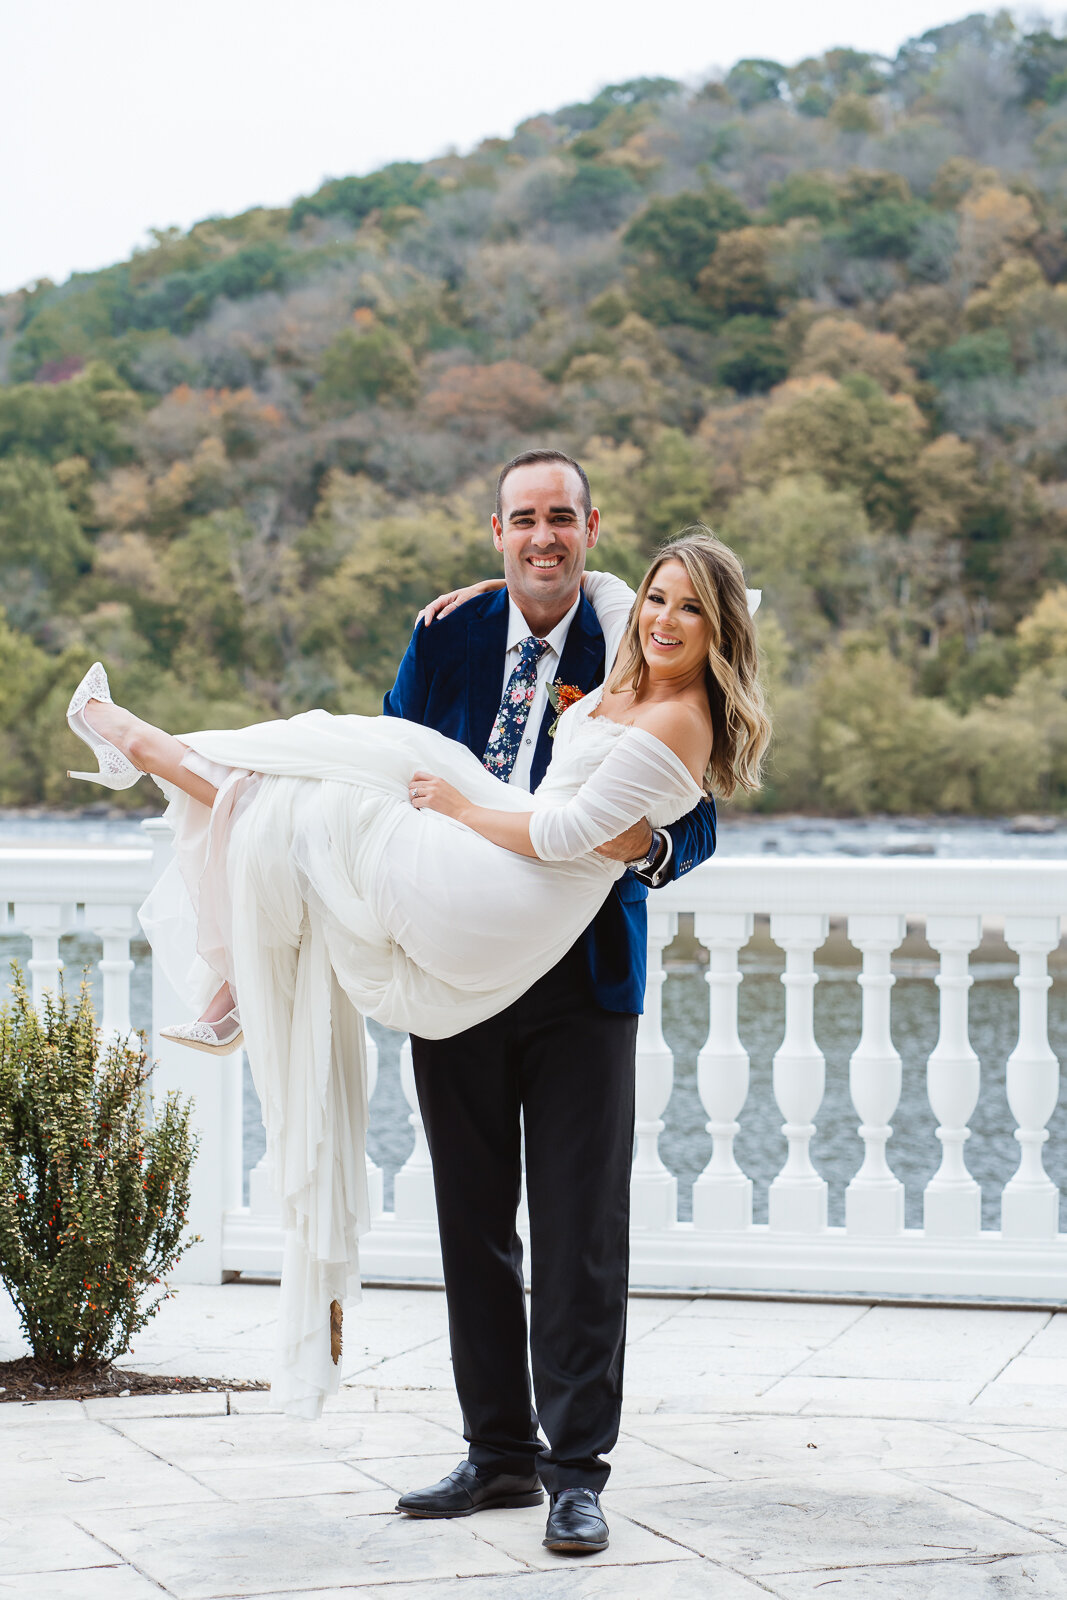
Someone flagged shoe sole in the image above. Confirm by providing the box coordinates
[543,1537,608,1554]
[399,1491,544,1518]
[159,1031,246,1056]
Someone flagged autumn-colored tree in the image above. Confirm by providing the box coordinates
[422,362,557,432]
[747,375,926,529]
[697,229,779,319]
[794,317,915,392]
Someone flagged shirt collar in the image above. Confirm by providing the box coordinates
[505,592,581,660]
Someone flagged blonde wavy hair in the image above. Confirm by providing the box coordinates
[607,527,771,799]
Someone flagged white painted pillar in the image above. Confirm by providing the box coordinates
[141,818,243,1283]
[363,1022,384,1220]
[923,914,982,1238]
[768,913,829,1234]
[85,902,136,1045]
[692,911,754,1232]
[392,1036,438,1225]
[631,909,679,1230]
[845,914,907,1237]
[17,902,65,1011]
[1002,916,1061,1240]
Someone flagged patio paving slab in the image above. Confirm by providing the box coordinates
[5,1283,1067,1597]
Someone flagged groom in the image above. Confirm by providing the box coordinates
[382,449,716,1553]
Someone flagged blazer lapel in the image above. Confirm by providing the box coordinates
[466,589,511,760]
[530,591,606,789]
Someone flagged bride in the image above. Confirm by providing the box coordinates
[66,529,768,1416]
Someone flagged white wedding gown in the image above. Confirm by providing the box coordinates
[140,572,703,1416]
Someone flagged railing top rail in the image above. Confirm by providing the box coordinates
[0,844,155,905]
[0,848,152,862]
[660,855,1067,919]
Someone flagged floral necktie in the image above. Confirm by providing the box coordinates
[483,635,550,781]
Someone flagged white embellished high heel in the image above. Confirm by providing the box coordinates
[160,1007,244,1056]
[66,662,141,790]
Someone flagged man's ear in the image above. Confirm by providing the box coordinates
[586,508,601,549]
[491,514,505,553]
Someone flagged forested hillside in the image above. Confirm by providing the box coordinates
[5,12,1067,813]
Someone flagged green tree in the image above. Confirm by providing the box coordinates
[725,58,787,108]
[766,172,841,225]
[0,455,92,595]
[318,321,418,408]
[723,474,877,651]
[624,188,750,285]
[715,317,789,393]
[0,363,138,465]
[290,163,441,231]
[547,163,642,229]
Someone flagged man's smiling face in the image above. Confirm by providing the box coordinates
[491,461,599,629]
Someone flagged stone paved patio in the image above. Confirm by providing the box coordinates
[4,1282,1067,1596]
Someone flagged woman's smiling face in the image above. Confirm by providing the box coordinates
[637,558,713,682]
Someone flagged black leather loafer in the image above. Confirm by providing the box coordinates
[543,1487,609,1553]
[396,1459,543,1518]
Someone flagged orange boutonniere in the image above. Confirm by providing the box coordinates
[547,681,585,737]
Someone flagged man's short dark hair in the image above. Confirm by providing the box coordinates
[495,450,592,524]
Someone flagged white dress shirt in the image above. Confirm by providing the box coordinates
[499,593,581,792]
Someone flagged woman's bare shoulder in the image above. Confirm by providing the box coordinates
[631,699,711,783]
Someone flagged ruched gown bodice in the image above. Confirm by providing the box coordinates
[139,574,703,1418]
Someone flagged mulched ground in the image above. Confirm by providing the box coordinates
[0,1355,268,1403]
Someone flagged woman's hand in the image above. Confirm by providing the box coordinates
[415,578,504,628]
[409,770,470,823]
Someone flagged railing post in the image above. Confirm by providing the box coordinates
[692,912,754,1232]
[845,914,907,1236]
[392,1036,438,1225]
[363,1023,384,1220]
[1002,916,1061,1240]
[768,913,829,1233]
[924,914,982,1237]
[16,902,66,1011]
[85,903,136,1044]
[141,818,242,1283]
[631,909,678,1230]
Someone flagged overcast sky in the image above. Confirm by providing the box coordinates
[3,0,996,294]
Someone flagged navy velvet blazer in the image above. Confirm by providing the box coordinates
[382,587,717,1014]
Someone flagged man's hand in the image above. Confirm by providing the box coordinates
[595,818,654,863]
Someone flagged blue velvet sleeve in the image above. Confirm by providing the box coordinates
[382,623,427,721]
[659,795,717,882]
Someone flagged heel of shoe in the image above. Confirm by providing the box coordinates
[67,766,141,791]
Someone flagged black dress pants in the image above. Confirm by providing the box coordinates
[410,940,638,1494]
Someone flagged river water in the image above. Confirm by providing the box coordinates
[3,810,1065,1228]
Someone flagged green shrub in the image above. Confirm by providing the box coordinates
[0,968,199,1371]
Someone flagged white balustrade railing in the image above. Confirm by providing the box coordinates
[2,830,1066,1300]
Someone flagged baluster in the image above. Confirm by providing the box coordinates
[363,1022,384,1219]
[923,915,982,1237]
[631,909,678,1229]
[247,1149,281,1224]
[768,913,829,1233]
[692,912,754,1232]
[1002,916,1061,1239]
[85,903,136,1044]
[392,1036,438,1225]
[16,902,66,1011]
[845,915,907,1236]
